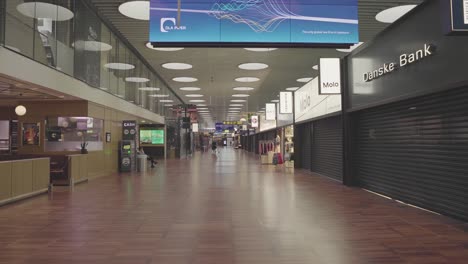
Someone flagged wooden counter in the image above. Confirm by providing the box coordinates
[68,154,88,185]
[0,158,50,206]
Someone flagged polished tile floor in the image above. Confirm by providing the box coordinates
[0,148,467,264]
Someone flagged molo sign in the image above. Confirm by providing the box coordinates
[294,78,341,123]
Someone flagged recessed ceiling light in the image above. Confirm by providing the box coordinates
[197,108,209,110]
[231,99,247,103]
[164,104,173,107]
[162,62,192,70]
[126,77,150,83]
[149,94,170,98]
[235,77,260,83]
[238,63,269,70]
[232,94,250,98]
[229,108,242,110]
[297,77,313,83]
[185,94,204,97]
[73,41,112,52]
[312,65,319,70]
[190,99,205,103]
[104,63,135,70]
[271,99,279,103]
[173,77,198,83]
[159,99,174,103]
[230,104,243,107]
[17,2,74,21]
[228,111,240,113]
[138,87,160,91]
[376,5,417,23]
[179,87,201,91]
[244,48,278,52]
[337,42,364,53]
[286,87,300,91]
[146,42,183,51]
[233,87,255,91]
[118,1,149,20]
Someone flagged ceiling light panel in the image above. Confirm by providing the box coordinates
[231,99,247,102]
[126,77,150,83]
[244,48,278,52]
[17,2,74,21]
[162,62,193,70]
[139,87,160,91]
[173,77,198,83]
[232,94,250,97]
[118,1,150,20]
[185,94,204,97]
[286,87,300,91]
[179,87,201,91]
[149,94,170,97]
[238,63,269,70]
[297,77,313,83]
[235,77,260,83]
[233,87,255,91]
[104,63,135,70]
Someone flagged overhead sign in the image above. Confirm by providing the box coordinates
[223,121,242,125]
[294,78,341,123]
[363,44,435,82]
[149,0,359,46]
[251,115,259,128]
[192,123,199,132]
[319,58,341,94]
[122,120,136,140]
[446,0,468,34]
[279,92,293,114]
[265,103,276,121]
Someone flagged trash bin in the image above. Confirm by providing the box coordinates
[137,154,147,172]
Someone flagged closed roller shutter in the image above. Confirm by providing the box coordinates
[355,87,468,221]
[311,116,343,181]
[300,123,313,170]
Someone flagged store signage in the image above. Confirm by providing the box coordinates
[363,44,436,82]
[265,103,276,121]
[122,120,137,140]
[319,58,341,94]
[279,92,293,114]
[192,123,199,133]
[149,0,359,46]
[446,0,468,34]
[251,115,259,128]
[259,114,277,132]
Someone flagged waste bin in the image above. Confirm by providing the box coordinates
[137,154,147,172]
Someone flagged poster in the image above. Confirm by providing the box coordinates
[22,123,40,146]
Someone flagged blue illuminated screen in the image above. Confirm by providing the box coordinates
[149,0,359,45]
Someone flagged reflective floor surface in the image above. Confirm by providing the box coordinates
[0,148,467,264]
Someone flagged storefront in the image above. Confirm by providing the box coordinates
[294,77,342,181]
[344,0,468,221]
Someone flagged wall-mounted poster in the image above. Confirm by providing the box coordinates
[106,132,111,143]
[22,123,40,146]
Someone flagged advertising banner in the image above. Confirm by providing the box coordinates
[150,0,359,46]
[265,103,276,121]
[279,92,293,114]
[251,115,259,128]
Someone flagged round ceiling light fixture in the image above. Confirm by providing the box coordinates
[164,104,173,107]
[162,62,193,70]
[118,1,150,20]
[312,65,319,70]
[235,77,260,83]
[159,100,174,103]
[126,77,149,83]
[231,99,247,103]
[73,40,112,52]
[189,99,205,103]
[197,107,209,110]
[336,42,364,53]
[271,99,280,103]
[375,5,417,23]
[17,2,74,21]
[173,77,198,83]
[104,63,135,70]
[146,42,183,51]
[15,105,27,116]
[230,104,243,107]
[238,63,269,70]
[138,87,160,91]
[296,77,314,83]
[286,87,300,91]
[233,87,255,91]
[232,94,250,97]
[229,108,242,110]
[179,87,201,91]
[196,104,207,107]
[185,94,204,97]
[240,118,247,122]
[149,94,170,98]
[244,48,278,52]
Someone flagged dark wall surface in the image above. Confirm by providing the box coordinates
[347,0,468,110]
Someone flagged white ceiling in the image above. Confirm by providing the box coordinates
[87,0,424,125]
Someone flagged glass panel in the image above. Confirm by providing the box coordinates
[53,0,75,75]
[4,0,35,57]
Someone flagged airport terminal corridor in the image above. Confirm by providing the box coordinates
[0,148,467,264]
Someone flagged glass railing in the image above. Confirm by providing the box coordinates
[0,0,181,118]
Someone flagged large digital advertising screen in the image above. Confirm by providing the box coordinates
[140,130,165,145]
[149,0,359,46]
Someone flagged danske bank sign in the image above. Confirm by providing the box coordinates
[363,44,435,82]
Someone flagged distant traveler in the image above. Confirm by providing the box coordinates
[138,146,157,168]
[211,140,217,153]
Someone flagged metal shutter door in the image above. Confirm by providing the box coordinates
[300,123,313,170]
[311,116,343,181]
[355,87,468,221]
